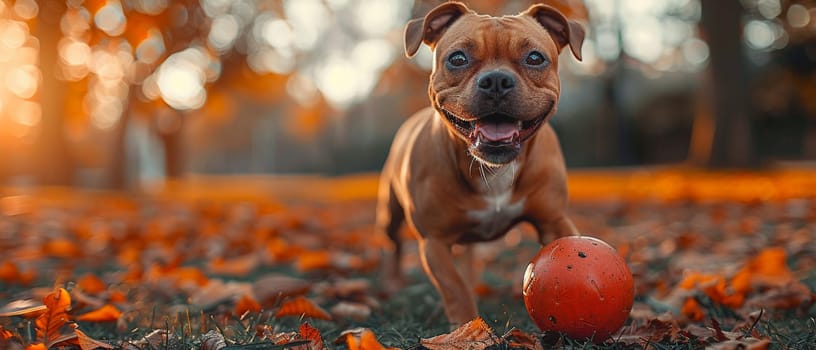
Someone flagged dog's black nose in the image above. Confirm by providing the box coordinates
[477,70,515,98]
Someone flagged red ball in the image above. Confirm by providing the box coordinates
[523,236,634,342]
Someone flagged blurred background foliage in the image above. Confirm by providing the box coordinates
[0,0,814,189]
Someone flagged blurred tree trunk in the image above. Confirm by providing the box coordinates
[35,0,73,185]
[157,110,185,179]
[690,0,755,167]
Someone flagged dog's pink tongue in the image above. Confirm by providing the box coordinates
[475,121,519,142]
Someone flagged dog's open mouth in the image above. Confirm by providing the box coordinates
[441,109,547,145]
[441,107,550,166]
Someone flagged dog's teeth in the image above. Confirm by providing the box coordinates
[517,121,523,129]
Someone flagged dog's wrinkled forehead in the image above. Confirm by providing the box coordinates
[434,14,558,57]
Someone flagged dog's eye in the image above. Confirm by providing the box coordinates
[447,51,469,67]
[525,51,547,66]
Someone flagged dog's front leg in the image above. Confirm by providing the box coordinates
[534,214,579,245]
[419,237,478,326]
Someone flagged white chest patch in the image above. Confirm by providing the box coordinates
[465,162,526,239]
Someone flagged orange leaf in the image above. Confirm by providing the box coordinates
[74,327,114,349]
[295,251,332,272]
[0,325,12,340]
[77,274,107,295]
[36,288,72,347]
[420,318,500,350]
[340,329,391,350]
[76,304,122,322]
[681,298,705,321]
[0,261,19,282]
[299,322,325,350]
[731,248,794,294]
[25,343,47,350]
[235,295,261,315]
[275,296,331,320]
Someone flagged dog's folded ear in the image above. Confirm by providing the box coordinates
[404,1,471,58]
[523,4,585,61]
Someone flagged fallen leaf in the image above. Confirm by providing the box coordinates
[0,326,12,340]
[76,304,122,322]
[235,294,261,315]
[707,338,771,350]
[74,327,114,350]
[200,330,227,350]
[253,274,311,306]
[76,274,107,295]
[299,322,325,350]
[189,279,253,310]
[731,248,794,294]
[275,296,331,320]
[25,343,46,350]
[35,288,73,348]
[614,312,681,345]
[501,328,542,350]
[0,299,46,318]
[330,302,371,321]
[744,281,815,310]
[421,318,500,350]
[340,328,393,350]
[682,297,706,321]
[207,254,260,276]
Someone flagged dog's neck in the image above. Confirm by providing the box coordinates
[434,113,527,196]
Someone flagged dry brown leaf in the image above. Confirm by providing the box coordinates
[235,294,262,315]
[707,338,771,350]
[275,296,331,320]
[0,299,46,318]
[207,254,260,276]
[420,318,500,350]
[200,330,227,350]
[330,302,371,321]
[744,281,815,310]
[76,304,122,322]
[253,274,312,306]
[35,288,73,348]
[501,328,542,350]
[74,327,114,350]
[189,279,253,310]
[299,322,325,350]
[615,313,681,345]
[76,274,107,295]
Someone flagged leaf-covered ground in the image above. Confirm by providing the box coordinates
[0,168,815,350]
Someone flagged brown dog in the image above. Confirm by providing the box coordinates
[376,1,585,325]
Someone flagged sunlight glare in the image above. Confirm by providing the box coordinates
[208,14,240,52]
[623,18,664,63]
[284,0,330,51]
[682,38,709,66]
[14,100,41,127]
[0,20,28,49]
[90,95,124,129]
[757,0,781,20]
[136,29,166,64]
[354,0,400,37]
[262,19,293,49]
[156,51,207,110]
[744,20,776,50]
[786,4,811,28]
[351,39,394,71]
[5,65,39,99]
[248,48,295,74]
[286,73,319,107]
[13,0,38,20]
[94,0,127,36]
[59,39,91,66]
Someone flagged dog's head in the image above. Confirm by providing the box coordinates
[405,2,584,167]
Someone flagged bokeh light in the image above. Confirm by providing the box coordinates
[786,4,811,28]
[156,49,208,110]
[94,0,127,36]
